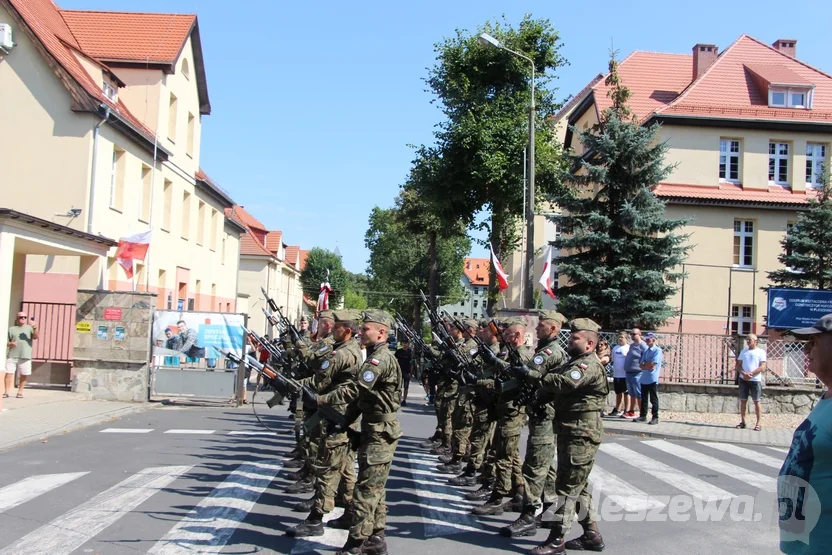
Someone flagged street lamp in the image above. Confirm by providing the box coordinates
[478,32,536,309]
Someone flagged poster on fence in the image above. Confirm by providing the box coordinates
[151,311,245,366]
[767,288,832,329]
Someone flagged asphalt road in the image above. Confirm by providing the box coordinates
[0,392,787,555]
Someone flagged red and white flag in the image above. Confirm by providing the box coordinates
[489,243,509,292]
[317,281,332,312]
[539,244,556,299]
[115,230,152,279]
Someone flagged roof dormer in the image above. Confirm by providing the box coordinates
[745,63,815,109]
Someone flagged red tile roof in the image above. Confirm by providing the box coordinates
[229,205,267,232]
[463,258,490,286]
[224,206,274,258]
[654,183,810,206]
[240,234,274,257]
[285,246,300,267]
[265,231,283,254]
[60,10,195,64]
[299,249,310,271]
[745,64,813,87]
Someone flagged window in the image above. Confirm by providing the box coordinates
[139,165,152,222]
[168,93,178,142]
[453,312,458,317]
[473,299,479,308]
[103,81,117,101]
[769,142,790,186]
[157,270,167,309]
[769,87,812,109]
[195,280,201,310]
[187,113,195,157]
[806,143,827,188]
[181,58,190,80]
[733,220,754,267]
[162,180,172,231]
[719,140,741,182]
[221,237,226,264]
[731,305,753,335]
[210,210,218,250]
[197,201,205,245]
[109,148,125,210]
[182,191,191,239]
[461,299,465,306]
[473,287,479,295]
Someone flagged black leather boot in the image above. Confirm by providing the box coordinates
[564,523,605,551]
[285,511,324,537]
[359,532,388,555]
[334,536,364,555]
[291,496,316,512]
[328,507,355,529]
[500,508,537,537]
[285,478,314,494]
[448,470,477,486]
[464,483,493,501]
[472,492,505,516]
[502,485,525,512]
[528,532,566,555]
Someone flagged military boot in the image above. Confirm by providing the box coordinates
[430,444,451,456]
[471,492,505,516]
[564,523,605,552]
[358,532,388,555]
[500,508,538,537]
[436,460,463,474]
[438,453,455,464]
[334,536,364,555]
[328,507,355,529]
[291,496,316,512]
[285,447,300,459]
[502,485,525,512]
[285,511,324,537]
[420,433,442,448]
[464,483,493,501]
[528,532,566,555]
[285,478,314,494]
[447,469,477,486]
[284,456,305,469]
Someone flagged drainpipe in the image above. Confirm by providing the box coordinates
[87,104,111,234]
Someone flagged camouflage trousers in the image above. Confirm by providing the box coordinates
[300,408,321,475]
[543,435,600,536]
[465,399,496,472]
[437,393,457,447]
[311,431,357,514]
[493,407,526,496]
[350,425,400,541]
[522,414,557,512]
[451,389,475,460]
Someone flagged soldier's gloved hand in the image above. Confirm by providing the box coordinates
[301,385,318,408]
[512,364,531,378]
[463,369,478,385]
[478,344,497,364]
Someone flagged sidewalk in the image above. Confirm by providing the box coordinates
[603,414,798,448]
[0,388,155,451]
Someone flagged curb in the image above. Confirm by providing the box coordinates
[603,424,791,449]
[0,403,157,452]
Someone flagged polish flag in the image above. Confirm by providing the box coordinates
[539,244,556,299]
[317,281,331,312]
[489,243,509,292]
[115,230,152,279]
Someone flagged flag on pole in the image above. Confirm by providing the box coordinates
[317,269,332,312]
[539,244,556,299]
[489,243,509,292]
[115,230,152,279]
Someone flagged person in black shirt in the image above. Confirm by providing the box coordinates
[394,339,413,406]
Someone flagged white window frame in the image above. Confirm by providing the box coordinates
[733,219,755,268]
[109,150,118,207]
[103,81,117,101]
[731,305,754,335]
[806,143,827,188]
[769,87,813,109]
[719,139,741,183]
[769,142,790,186]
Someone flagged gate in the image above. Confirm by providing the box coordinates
[20,301,75,387]
[149,309,247,402]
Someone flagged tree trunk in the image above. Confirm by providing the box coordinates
[428,230,439,307]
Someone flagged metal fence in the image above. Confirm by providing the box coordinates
[20,301,76,363]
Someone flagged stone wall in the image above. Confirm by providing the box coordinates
[606,382,821,415]
[72,289,156,402]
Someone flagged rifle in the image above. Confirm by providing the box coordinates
[395,314,444,382]
[419,291,476,384]
[245,326,307,378]
[261,286,303,344]
[487,319,524,396]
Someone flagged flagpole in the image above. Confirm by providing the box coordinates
[520,146,526,308]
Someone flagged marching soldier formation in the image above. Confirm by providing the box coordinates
[248,289,609,554]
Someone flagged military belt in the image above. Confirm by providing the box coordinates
[363,413,397,423]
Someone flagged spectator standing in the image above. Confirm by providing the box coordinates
[5,312,38,399]
[622,328,645,418]
[735,334,766,431]
[609,332,630,417]
[778,314,832,554]
[395,339,413,406]
[636,332,662,425]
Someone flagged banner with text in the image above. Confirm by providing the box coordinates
[152,311,246,363]
[767,288,832,329]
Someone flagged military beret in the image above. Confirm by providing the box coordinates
[462,318,479,330]
[478,318,490,328]
[569,318,601,333]
[318,310,335,321]
[300,315,308,322]
[503,317,527,328]
[362,309,395,329]
[332,309,362,323]
[539,310,567,325]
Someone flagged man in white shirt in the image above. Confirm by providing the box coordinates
[735,333,766,431]
[609,331,630,416]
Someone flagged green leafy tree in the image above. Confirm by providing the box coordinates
[550,51,692,329]
[768,171,832,289]
[343,271,370,309]
[300,247,349,308]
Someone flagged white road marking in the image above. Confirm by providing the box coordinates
[148,459,282,554]
[698,442,786,469]
[0,465,192,555]
[164,429,216,435]
[588,464,666,512]
[601,443,734,501]
[767,447,790,455]
[407,453,482,538]
[291,508,347,554]
[227,431,278,436]
[99,428,153,433]
[0,472,89,514]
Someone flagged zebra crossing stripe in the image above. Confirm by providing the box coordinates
[767,447,789,455]
[644,440,776,493]
[227,431,277,436]
[588,465,666,512]
[600,443,734,501]
[0,465,192,555]
[697,442,786,469]
[291,508,347,554]
[147,459,283,554]
[0,472,89,514]
[100,428,153,433]
[164,429,216,434]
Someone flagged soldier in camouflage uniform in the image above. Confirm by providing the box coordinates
[309,309,402,555]
[472,318,531,516]
[516,318,608,554]
[431,319,462,457]
[286,309,363,537]
[501,310,567,538]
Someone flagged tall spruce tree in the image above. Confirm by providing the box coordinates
[768,171,832,289]
[550,51,692,329]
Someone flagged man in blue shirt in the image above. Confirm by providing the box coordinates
[635,332,662,425]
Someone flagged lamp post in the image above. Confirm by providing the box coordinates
[478,32,536,309]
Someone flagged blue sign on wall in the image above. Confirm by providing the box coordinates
[767,288,832,329]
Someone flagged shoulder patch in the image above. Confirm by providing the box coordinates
[370,358,380,366]
[569,369,582,380]
[362,370,376,383]
[545,348,552,355]
[470,348,478,357]
[579,363,587,369]
[321,360,330,370]
[533,355,544,365]
[318,346,329,353]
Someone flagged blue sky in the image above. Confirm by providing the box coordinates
[62,0,832,273]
